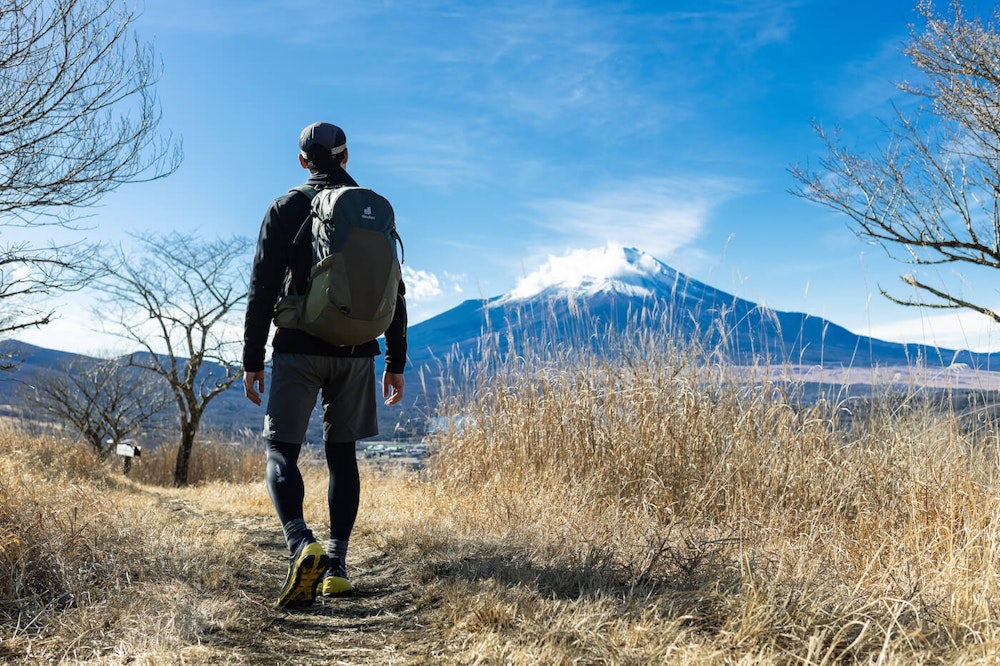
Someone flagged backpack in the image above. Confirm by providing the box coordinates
[273,184,403,346]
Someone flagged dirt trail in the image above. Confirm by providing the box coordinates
[157,495,441,665]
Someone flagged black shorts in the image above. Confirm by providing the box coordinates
[263,353,378,443]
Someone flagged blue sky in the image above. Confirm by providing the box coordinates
[16,0,1000,355]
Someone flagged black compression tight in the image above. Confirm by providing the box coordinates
[265,439,305,526]
[265,439,360,542]
[325,440,360,542]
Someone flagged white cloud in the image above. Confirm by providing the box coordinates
[402,266,443,300]
[506,243,658,300]
[402,266,470,302]
[529,177,746,259]
[858,309,1000,354]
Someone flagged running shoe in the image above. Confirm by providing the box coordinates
[276,540,329,608]
[320,560,353,596]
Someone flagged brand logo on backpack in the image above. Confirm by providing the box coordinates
[273,185,402,346]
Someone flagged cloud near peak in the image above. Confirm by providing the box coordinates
[530,176,746,259]
[506,243,662,300]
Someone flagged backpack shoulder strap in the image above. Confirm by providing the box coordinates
[290,185,318,246]
[290,184,318,199]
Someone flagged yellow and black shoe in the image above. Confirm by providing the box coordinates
[320,562,353,596]
[276,540,329,608]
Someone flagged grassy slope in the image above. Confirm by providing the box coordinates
[5,339,1000,663]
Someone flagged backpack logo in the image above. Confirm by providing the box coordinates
[362,206,375,220]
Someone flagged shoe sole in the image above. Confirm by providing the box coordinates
[277,543,329,608]
[320,575,353,596]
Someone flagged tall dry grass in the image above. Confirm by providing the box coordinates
[0,422,264,663]
[426,314,1000,662]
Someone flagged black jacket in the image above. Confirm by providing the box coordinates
[242,166,407,374]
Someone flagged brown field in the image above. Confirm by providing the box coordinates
[5,335,1000,664]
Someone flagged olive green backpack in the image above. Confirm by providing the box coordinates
[274,184,402,346]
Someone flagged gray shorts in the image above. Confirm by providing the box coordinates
[263,353,378,444]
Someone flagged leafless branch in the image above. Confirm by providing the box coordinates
[0,0,181,337]
[0,239,105,336]
[790,1,1000,323]
[0,0,181,221]
[21,355,173,458]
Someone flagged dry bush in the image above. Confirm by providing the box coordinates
[8,307,1000,662]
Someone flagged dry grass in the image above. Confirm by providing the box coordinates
[0,423,258,664]
[422,329,1000,663]
[5,322,1000,663]
[128,435,261,486]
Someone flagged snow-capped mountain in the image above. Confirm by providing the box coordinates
[407,244,1000,373]
[497,246,686,302]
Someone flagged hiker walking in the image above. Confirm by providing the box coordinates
[242,121,407,607]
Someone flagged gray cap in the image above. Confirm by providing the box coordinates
[299,121,346,156]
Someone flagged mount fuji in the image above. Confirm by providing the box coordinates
[406,245,1000,374]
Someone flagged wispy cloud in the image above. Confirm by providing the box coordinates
[364,120,492,189]
[441,2,799,130]
[859,309,1000,354]
[451,4,631,126]
[631,2,798,53]
[145,1,807,193]
[527,176,747,260]
[141,0,378,38]
[824,34,915,121]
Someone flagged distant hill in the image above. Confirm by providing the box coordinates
[4,245,999,440]
[0,339,263,439]
[0,339,90,367]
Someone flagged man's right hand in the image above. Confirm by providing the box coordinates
[382,371,404,406]
[243,370,266,406]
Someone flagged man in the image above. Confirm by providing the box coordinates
[242,121,407,607]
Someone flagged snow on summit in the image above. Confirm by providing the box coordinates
[501,244,678,302]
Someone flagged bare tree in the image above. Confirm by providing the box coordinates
[0,0,181,336]
[93,233,251,486]
[791,1,1000,322]
[0,241,104,346]
[23,355,173,458]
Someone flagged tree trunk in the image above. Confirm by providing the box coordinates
[85,429,105,458]
[172,415,201,486]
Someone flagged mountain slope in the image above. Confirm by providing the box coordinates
[406,245,1000,371]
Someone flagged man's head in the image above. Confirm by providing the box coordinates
[299,121,348,172]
